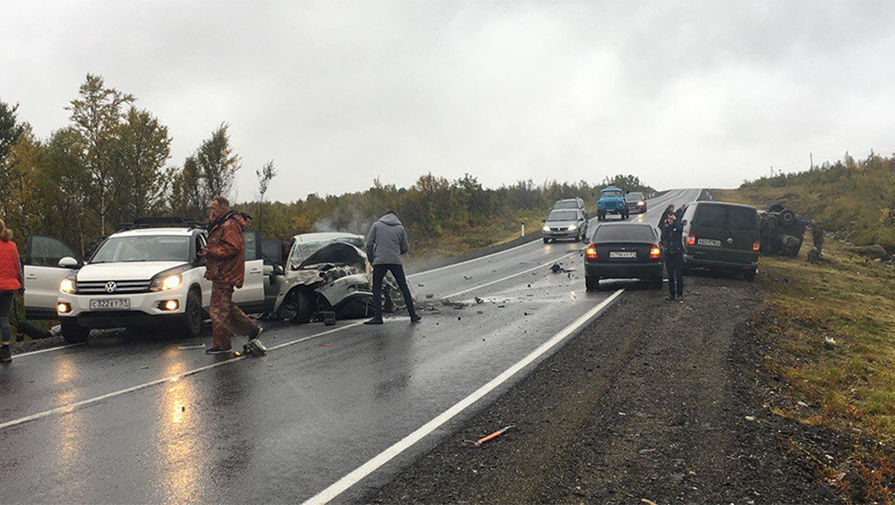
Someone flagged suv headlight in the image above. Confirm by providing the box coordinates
[542,225,551,232]
[150,273,182,291]
[60,276,77,294]
[568,224,578,230]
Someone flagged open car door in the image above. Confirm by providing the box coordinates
[261,238,286,312]
[233,230,266,312]
[24,235,82,320]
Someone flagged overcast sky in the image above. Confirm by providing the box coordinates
[3,1,894,202]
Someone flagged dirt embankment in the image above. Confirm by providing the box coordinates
[366,276,842,504]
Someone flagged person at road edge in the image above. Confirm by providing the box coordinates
[364,211,421,325]
[0,220,23,363]
[658,204,675,227]
[659,212,685,302]
[201,196,262,354]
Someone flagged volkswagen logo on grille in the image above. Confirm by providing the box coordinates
[105,281,118,293]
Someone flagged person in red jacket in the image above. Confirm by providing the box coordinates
[200,197,261,355]
[0,220,24,363]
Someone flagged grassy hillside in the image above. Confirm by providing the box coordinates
[719,153,895,252]
[724,158,895,501]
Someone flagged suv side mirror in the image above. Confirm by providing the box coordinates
[272,264,285,276]
[681,219,688,226]
[58,257,82,269]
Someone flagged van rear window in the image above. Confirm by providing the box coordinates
[693,205,726,228]
[728,207,758,231]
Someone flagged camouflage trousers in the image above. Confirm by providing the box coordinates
[211,282,258,350]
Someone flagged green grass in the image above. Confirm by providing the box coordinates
[723,183,895,501]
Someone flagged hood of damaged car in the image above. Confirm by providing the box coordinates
[297,242,368,271]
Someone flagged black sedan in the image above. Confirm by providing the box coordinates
[584,223,663,291]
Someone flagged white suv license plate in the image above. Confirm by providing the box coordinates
[697,238,722,247]
[609,251,637,259]
[90,298,131,311]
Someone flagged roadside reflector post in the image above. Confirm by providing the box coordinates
[521,222,525,237]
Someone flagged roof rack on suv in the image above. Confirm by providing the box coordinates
[119,217,206,231]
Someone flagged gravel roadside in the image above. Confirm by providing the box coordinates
[365,275,842,504]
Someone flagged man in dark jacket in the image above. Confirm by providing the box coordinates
[364,211,420,325]
[659,212,685,301]
[201,196,261,354]
[675,203,688,219]
[658,204,675,227]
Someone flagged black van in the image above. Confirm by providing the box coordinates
[680,202,760,281]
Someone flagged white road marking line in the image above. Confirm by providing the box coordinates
[300,288,625,505]
[2,189,693,427]
[13,343,86,358]
[410,189,689,279]
[443,252,577,299]
[0,323,361,431]
[408,239,539,278]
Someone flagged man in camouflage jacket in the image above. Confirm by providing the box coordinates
[201,196,260,354]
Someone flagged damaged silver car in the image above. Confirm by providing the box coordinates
[273,236,394,323]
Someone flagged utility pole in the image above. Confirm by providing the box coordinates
[810,152,813,170]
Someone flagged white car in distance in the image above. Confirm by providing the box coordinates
[24,218,274,343]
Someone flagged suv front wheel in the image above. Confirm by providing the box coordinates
[179,289,203,338]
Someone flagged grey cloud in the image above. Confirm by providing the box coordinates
[2,1,894,201]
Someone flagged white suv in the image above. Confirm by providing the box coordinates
[24,219,274,343]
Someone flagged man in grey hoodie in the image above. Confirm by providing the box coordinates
[364,211,421,324]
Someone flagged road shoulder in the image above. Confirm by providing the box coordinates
[365,276,841,504]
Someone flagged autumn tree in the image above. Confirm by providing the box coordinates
[115,107,172,220]
[254,160,277,231]
[66,74,135,234]
[196,123,240,200]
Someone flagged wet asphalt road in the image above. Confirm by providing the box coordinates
[0,189,700,504]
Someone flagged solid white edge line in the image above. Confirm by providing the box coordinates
[300,288,625,505]
[0,322,362,430]
[443,251,577,299]
[13,343,86,358]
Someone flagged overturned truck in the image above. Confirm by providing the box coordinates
[758,203,807,258]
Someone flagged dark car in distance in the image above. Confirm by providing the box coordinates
[625,192,647,214]
[680,202,760,281]
[584,223,663,291]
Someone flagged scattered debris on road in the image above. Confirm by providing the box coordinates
[464,425,515,447]
[177,343,206,350]
[550,262,574,274]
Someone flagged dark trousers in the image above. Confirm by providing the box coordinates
[371,264,416,319]
[0,292,12,342]
[665,252,684,297]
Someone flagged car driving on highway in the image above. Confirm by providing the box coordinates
[542,208,588,243]
[680,201,760,281]
[625,192,647,214]
[23,218,275,343]
[584,223,663,291]
[551,198,588,221]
